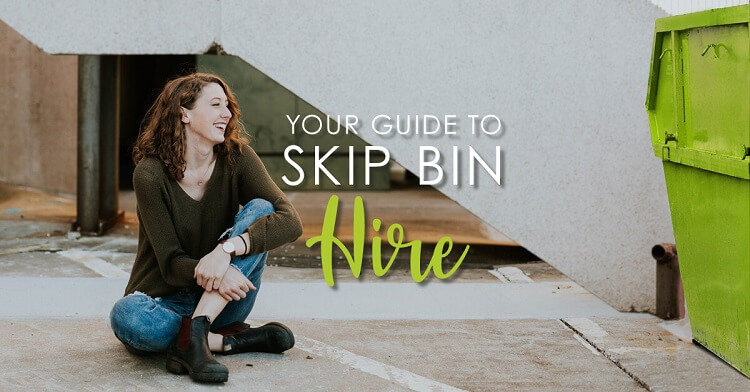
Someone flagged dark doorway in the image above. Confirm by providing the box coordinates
[118,55,196,189]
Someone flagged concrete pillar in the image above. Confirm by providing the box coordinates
[76,55,101,235]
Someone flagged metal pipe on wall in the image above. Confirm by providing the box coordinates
[652,243,685,320]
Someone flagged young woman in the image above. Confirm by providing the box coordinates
[109,73,303,383]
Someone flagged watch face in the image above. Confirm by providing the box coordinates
[222,241,235,253]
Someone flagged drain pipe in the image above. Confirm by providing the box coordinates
[652,243,685,320]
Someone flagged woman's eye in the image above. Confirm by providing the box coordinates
[212,103,220,106]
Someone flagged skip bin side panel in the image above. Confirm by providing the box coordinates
[683,24,750,159]
[663,162,750,375]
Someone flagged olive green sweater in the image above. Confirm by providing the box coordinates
[124,146,303,297]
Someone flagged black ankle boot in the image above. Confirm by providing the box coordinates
[218,321,295,355]
[166,316,228,383]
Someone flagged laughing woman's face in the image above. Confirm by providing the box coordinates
[181,82,233,146]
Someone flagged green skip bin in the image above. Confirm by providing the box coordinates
[646,5,750,377]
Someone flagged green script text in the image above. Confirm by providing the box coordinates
[306,195,470,285]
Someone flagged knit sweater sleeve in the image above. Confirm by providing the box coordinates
[237,146,303,254]
[133,160,198,287]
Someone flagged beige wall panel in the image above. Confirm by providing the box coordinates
[0,20,77,194]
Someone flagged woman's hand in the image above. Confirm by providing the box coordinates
[217,266,256,301]
[194,245,232,291]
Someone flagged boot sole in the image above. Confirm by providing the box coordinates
[166,356,228,383]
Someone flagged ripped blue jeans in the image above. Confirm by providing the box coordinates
[109,199,273,354]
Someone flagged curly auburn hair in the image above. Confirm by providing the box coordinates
[132,73,249,181]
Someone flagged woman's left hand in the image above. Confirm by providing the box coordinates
[217,266,256,301]
[194,245,232,291]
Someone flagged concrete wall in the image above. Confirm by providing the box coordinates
[0,20,77,194]
[219,0,673,312]
[649,0,745,15]
[0,0,682,311]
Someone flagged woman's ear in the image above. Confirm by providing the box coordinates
[180,107,190,124]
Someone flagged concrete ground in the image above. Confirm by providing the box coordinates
[1,185,748,391]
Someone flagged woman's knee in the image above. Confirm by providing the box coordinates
[246,198,275,214]
[235,199,275,224]
[110,294,143,332]
[230,199,275,238]
[109,293,178,353]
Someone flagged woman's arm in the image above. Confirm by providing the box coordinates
[133,161,199,287]
[236,146,304,253]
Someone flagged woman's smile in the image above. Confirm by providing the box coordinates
[182,82,233,146]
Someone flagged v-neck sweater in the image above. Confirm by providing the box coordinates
[124,146,303,297]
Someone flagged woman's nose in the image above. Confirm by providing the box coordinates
[222,107,232,119]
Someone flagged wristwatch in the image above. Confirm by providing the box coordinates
[221,240,237,258]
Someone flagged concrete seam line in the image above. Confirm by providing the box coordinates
[572,334,601,356]
[558,320,600,356]
[295,336,468,392]
[563,317,608,340]
[0,245,49,256]
[559,319,651,391]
